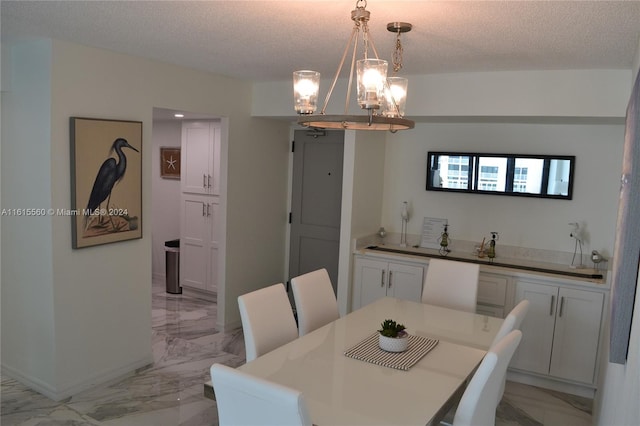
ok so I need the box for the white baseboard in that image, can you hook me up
[182,286,217,303]
[507,369,596,399]
[2,354,153,402]
[220,318,242,333]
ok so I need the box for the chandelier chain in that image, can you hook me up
[393,31,404,73]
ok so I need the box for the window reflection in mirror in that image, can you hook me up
[426,152,574,200]
[477,156,507,192]
[431,155,471,190]
[547,159,572,196]
[513,158,544,194]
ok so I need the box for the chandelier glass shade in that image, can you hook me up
[293,70,321,114]
[292,0,414,131]
[381,76,408,117]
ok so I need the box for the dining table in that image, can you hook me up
[205,296,504,425]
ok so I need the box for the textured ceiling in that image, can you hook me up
[2,1,640,82]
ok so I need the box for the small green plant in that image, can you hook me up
[378,319,406,338]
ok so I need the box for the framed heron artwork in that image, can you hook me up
[70,117,142,249]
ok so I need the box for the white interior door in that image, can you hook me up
[289,129,344,294]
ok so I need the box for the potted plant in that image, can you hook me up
[378,319,409,352]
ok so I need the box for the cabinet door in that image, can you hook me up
[205,199,220,293]
[477,273,508,307]
[182,122,213,194]
[181,197,208,289]
[510,280,557,375]
[387,263,424,302]
[549,288,604,383]
[352,258,388,310]
[210,125,221,195]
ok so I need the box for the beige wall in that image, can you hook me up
[1,38,290,399]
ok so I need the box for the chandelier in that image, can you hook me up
[293,0,414,131]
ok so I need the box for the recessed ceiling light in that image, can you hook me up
[174,113,184,118]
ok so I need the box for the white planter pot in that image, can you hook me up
[378,332,409,353]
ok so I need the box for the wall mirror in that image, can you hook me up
[426,152,575,200]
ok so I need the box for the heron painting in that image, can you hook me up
[70,117,142,249]
[84,137,139,232]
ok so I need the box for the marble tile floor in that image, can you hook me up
[2,281,592,426]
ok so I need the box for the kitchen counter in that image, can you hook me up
[355,243,607,285]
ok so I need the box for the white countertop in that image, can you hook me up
[355,242,608,287]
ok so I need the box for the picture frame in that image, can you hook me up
[160,147,181,179]
[70,117,143,249]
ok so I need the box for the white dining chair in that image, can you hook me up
[489,299,529,401]
[238,283,298,362]
[490,299,530,348]
[291,268,340,336]
[210,363,312,426]
[422,259,479,313]
[452,330,523,426]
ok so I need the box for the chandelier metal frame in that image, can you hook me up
[295,0,415,131]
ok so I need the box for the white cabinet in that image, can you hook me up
[477,272,508,317]
[181,121,220,195]
[352,256,424,310]
[510,279,604,384]
[180,120,221,295]
[180,195,219,293]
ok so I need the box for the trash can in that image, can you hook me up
[165,239,181,294]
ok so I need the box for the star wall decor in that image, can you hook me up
[160,147,181,179]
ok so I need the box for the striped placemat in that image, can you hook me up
[344,333,439,371]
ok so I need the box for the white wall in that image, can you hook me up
[1,38,290,399]
[151,119,182,280]
[337,131,386,314]
[255,69,630,265]
[253,69,631,119]
[381,122,624,256]
[1,39,57,392]
[220,116,290,331]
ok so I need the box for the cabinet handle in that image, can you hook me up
[207,203,211,217]
[202,203,206,217]
[550,295,555,316]
[559,296,565,317]
[203,174,207,188]
[381,270,385,287]
[208,174,212,188]
[388,271,393,288]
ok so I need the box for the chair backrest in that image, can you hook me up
[453,330,523,426]
[490,299,530,348]
[421,259,479,313]
[210,363,312,426]
[291,268,340,336]
[238,283,298,362]
[490,299,529,401]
